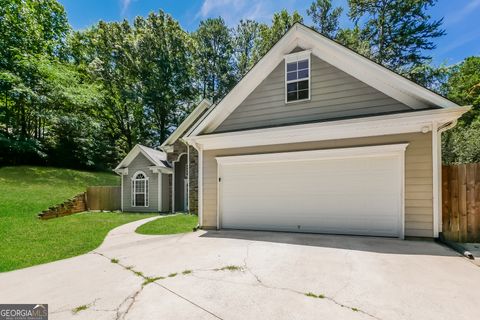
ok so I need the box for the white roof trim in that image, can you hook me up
[190,23,460,136]
[161,99,212,147]
[114,144,169,171]
[149,166,173,174]
[185,107,469,150]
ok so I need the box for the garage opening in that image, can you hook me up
[216,144,407,238]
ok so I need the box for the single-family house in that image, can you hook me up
[118,23,470,239]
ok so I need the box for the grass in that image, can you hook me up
[216,265,243,271]
[142,276,164,286]
[72,305,88,314]
[305,292,325,299]
[135,214,198,235]
[0,166,155,272]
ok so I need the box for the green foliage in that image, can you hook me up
[254,10,304,61]
[0,0,69,68]
[0,166,156,272]
[444,57,480,120]
[135,12,196,142]
[347,0,445,74]
[442,57,480,164]
[336,26,372,58]
[233,20,262,80]
[307,0,343,38]
[1,0,476,168]
[407,62,451,92]
[193,17,235,103]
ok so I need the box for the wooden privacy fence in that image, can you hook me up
[442,163,480,243]
[86,186,121,211]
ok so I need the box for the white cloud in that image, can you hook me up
[121,0,132,16]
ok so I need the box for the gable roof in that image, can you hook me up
[189,23,463,136]
[114,144,170,171]
[161,99,212,147]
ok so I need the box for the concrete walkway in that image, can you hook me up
[1,216,479,320]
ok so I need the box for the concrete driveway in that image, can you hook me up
[1,216,479,320]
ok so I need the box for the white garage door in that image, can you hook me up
[217,145,407,238]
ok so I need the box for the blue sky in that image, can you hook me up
[58,0,480,66]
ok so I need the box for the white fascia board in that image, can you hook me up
[114,168,128,175]
[284,50,311,62]
[114,145,142,170]
[189,27,299,136]
[149,166,173,174]
[161,99,212,147]
[216,143,409,165]
[116,144,168,170]
[185,107,469,151]
[295,25,458,110]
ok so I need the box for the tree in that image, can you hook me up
[193,18,234,103]
[84,20,144,153]
[336,26,372,58]
[347,0,445,74]
[407,62,450,93]
[254,10,303,60]
[442,57,480,164]
[307,0,343,38]
[232,20,261,80]
[0,0,69,68]
[135,11,197,144]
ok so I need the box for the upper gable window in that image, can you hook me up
[285,51,311,103]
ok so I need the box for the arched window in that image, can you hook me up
[132,171,148,207]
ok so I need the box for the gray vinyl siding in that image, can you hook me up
[122,153,160,212]
[201,132,434,238]
[215,55,421,133]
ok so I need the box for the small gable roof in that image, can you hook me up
[115,144,170,171]
[189,23,464,136]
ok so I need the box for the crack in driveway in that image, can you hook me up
[92,241,381,320]
[93,251,224,320]
[240,241,381,320]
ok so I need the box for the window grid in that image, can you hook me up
[285,54,311,103]
[132,171,149,207]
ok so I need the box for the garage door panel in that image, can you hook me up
[218,149,403,237]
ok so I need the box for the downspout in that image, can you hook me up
[113,169,127,212]
[434,120,457,238]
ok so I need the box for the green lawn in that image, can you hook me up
[136,214,198,235]
[0,166,155,272]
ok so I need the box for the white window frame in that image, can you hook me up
[284,50,311,104]
[131,171,149,207]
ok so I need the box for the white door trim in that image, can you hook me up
[216,143,408,239]
[198,147,204,227]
